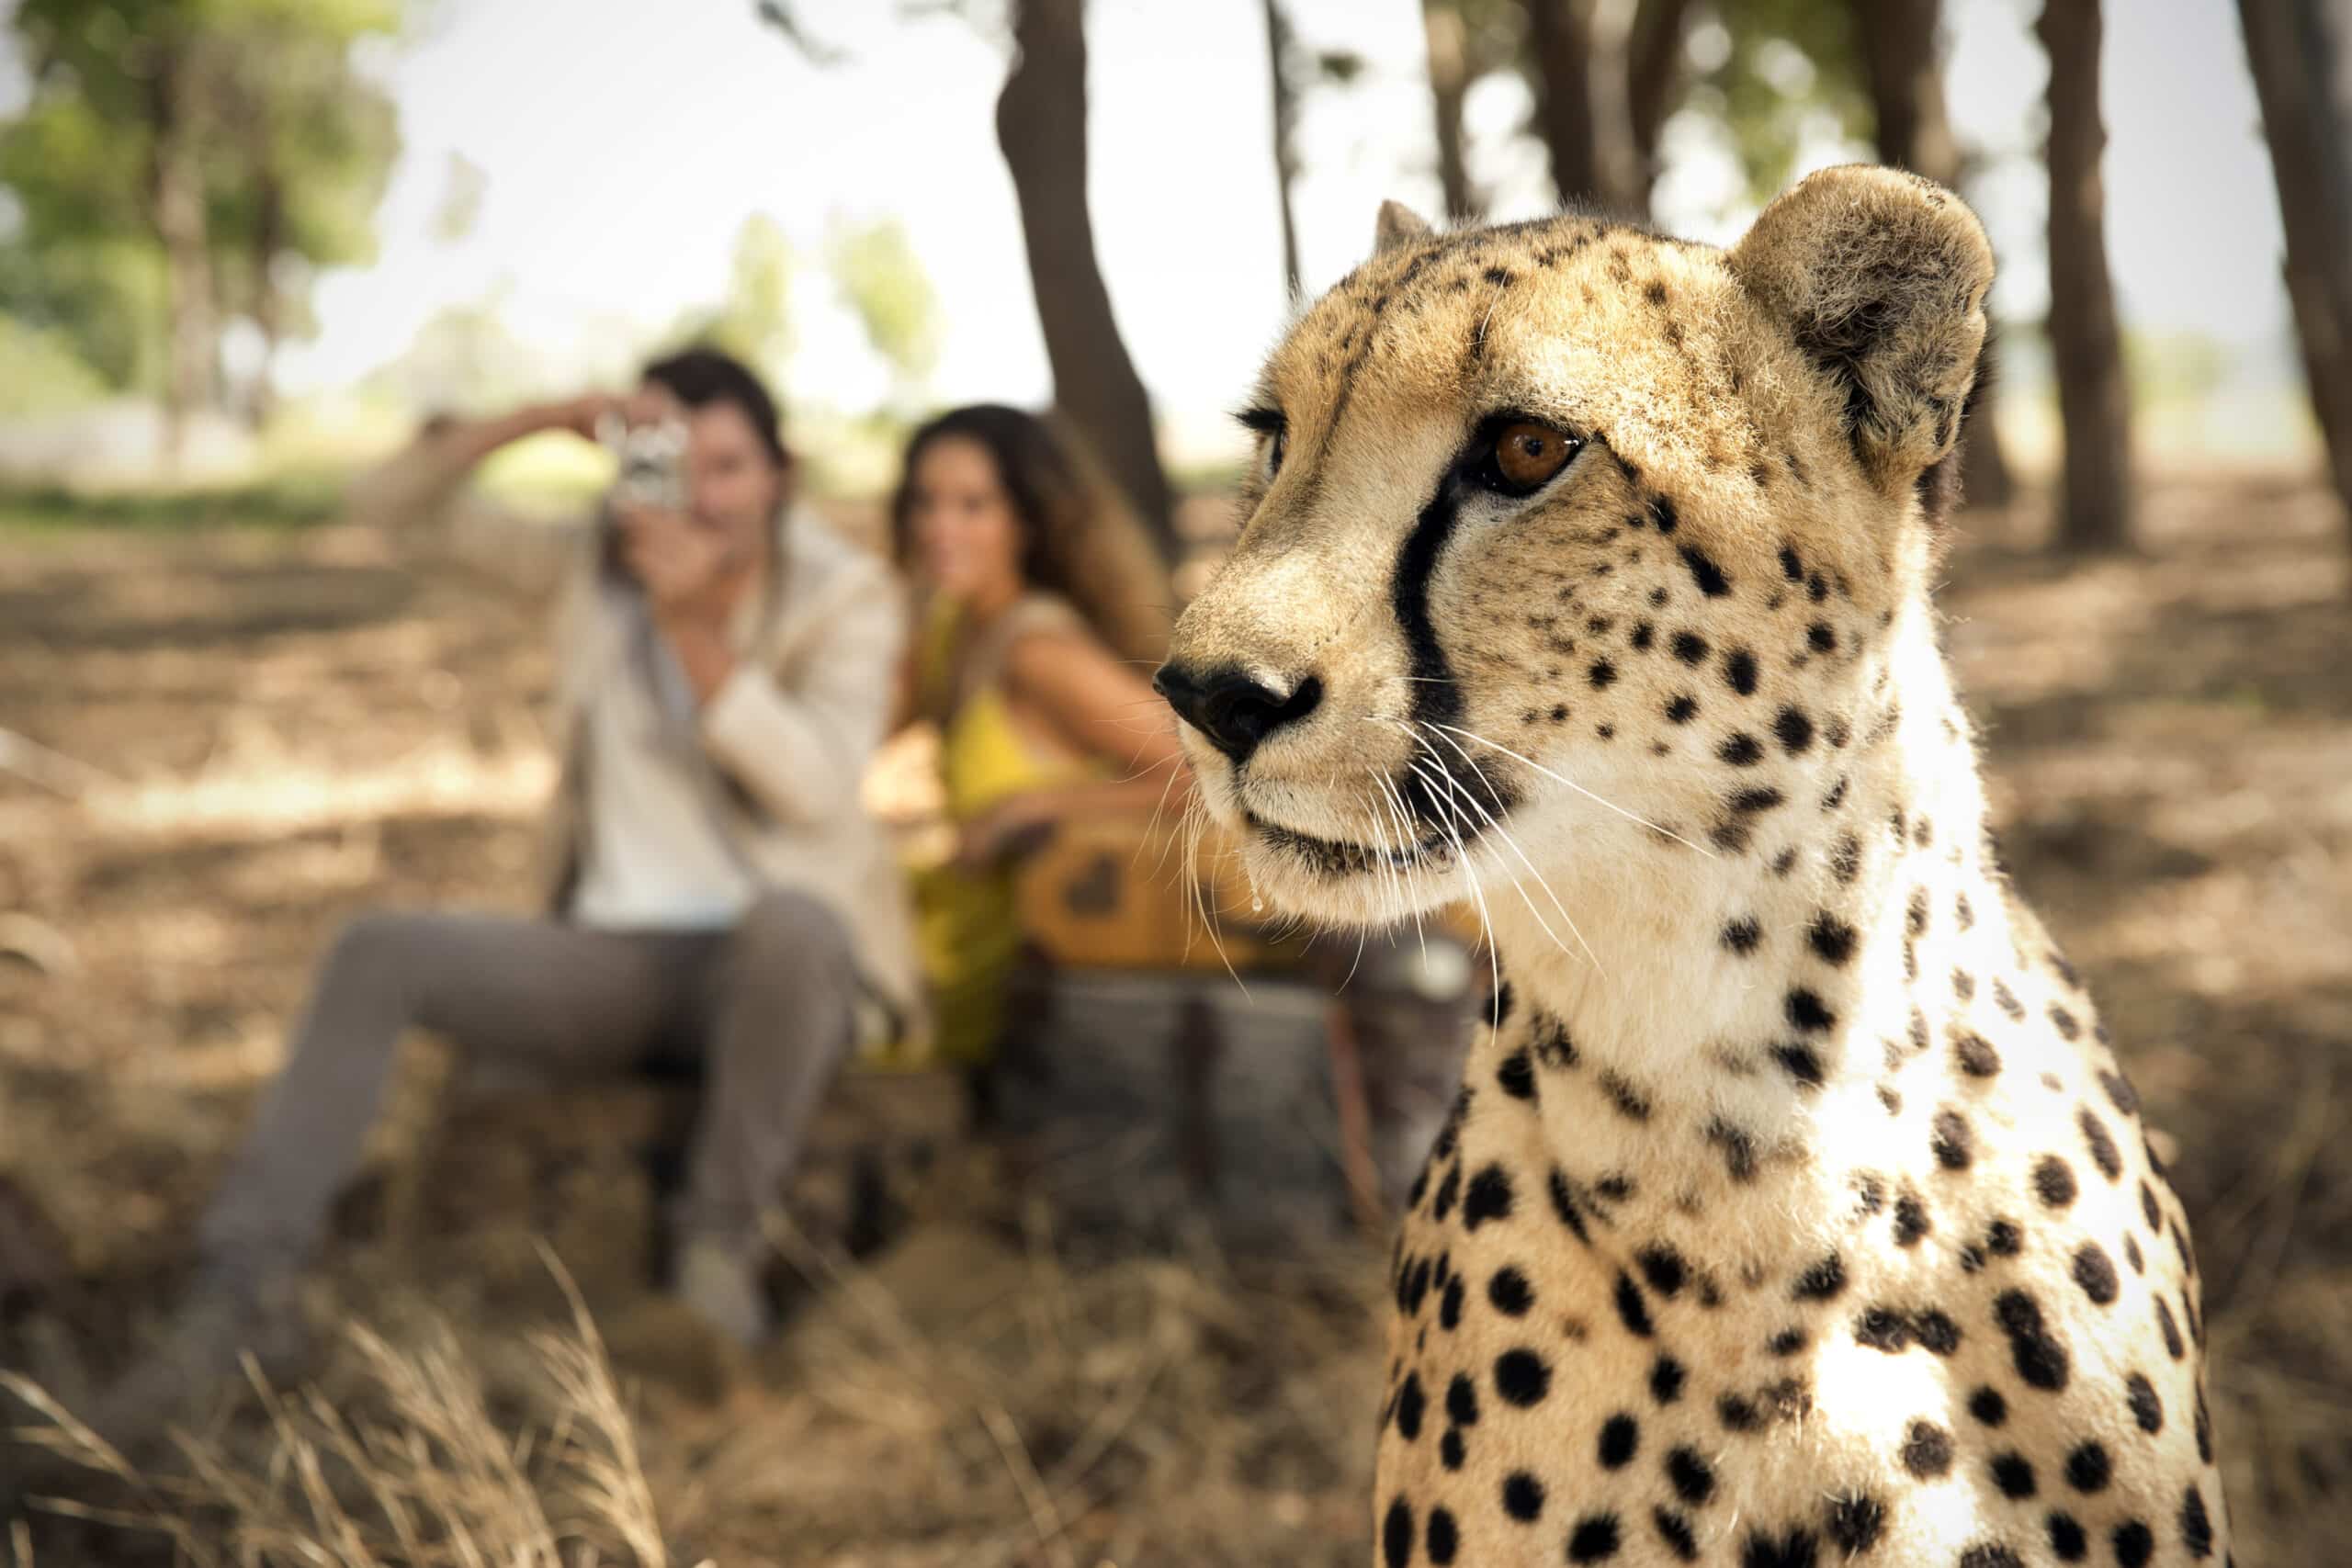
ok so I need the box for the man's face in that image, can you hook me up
[650,387,787,564]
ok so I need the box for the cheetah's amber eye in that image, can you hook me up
[1492,420,1577,492]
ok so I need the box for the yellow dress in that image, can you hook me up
[909,593,1100,1066]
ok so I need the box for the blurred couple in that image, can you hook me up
[111,346,1187,1427]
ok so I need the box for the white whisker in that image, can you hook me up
[1429,722,1715,856]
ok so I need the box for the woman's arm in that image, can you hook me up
[953,626,1192,865]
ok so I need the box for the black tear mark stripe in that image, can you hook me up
[1392,466,1516,834]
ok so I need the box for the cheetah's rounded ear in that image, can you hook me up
[1728,165,1994,486]
[1374,199,1434,256]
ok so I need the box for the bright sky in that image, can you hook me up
[277,0,2289,446]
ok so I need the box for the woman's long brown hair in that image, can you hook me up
[890,404,1173,671]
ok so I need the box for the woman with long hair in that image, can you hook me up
[891,403,1189,1066]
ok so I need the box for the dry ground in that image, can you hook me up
[0,472,2347,1564]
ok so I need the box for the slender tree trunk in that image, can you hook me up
[1623,0,1695,217]
[1523,0,1688,220]
[1854,0,2013,506]
[2236,0,2352,533]
[2037,0,2133,550]
[1524,0,1636,217]
[148,43,218,464]
[1422,0,1478,221]
[996,0,1177,563]
[244,120,286,429]
[1263,0,1305,294]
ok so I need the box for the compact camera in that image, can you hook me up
[597,411,690,514]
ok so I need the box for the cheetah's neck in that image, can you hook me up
[1468,597,2015,1269]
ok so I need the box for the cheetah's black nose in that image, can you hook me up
[1153,663,1323,765]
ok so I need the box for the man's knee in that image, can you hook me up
[725,889,854,992]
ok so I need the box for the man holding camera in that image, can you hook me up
[124,347,920,1410]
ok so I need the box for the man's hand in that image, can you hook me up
[543,391,623,442]
[617,505,734,624]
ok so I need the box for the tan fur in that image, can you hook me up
[1165,168,2227,1566]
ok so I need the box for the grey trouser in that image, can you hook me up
[198,888,859,1269]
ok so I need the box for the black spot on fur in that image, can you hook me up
[1488,1266,1534,1316]
[1970,1386,2007,1426]
[1598,1413,1639,1468]
[1383,1498,1413,1567]
[1567,1514,1623,1562]
[1679,545,1730,596]
[1901,1419,1954,1477]
[1724,649,1759,694]
[1636,1245,1687,1298]
[1932,1108,1974,1169]
[1893,1189,1931,1247]
[1463,1165,1514,1230]
[1395,1373,1426,1440]
[1786,988,1836,1032]
[1806,914,1856,965]
[1995,1289,2072,1390]
[1650,1353,1687,1404]
[1494,1348,1551,1407]
[2079,1107,2123,1180]
[1614,1272,1655,1337]
[1792,1252,1846,1301]
[2126,1372,2163,1433]
[1496,1048,1535,1100]
[2064,1440,2112,1493]
[1720,732,1765,766]
[1770,1043,1825,1089]
[1953,1031,2002,1077]
[1447,1371,1479,1427]
[2181,1484,2213,1558]
[1502,1470,1544,1521]
[1722,917,1762,954]
[1672,630,1710,663]
[2073,1243,2120,1305]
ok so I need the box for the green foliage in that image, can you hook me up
[0,315,111,415]
[1681,0,1872,206]
[0,0,404,404]
[827,217,940,406]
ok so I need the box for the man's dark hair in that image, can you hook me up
[640,345,789,468]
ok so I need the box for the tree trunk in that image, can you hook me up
[148,43,218,464]
[1524,0,1637,218]
[2236,0,2352,533]
[1523,0,1689,220]
[1623,0,1695,217]
[2036,0,2133,550]
[1422,0,1478,221]
[246,150,286,428]
[1263,0,1305,293]
[996,0,1178,562]
[1854,0,2013,507]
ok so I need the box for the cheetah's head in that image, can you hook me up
[1158,165,1993,929]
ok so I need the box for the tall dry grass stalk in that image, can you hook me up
[4,1248,688,1568]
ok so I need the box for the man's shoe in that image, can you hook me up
[81,1263,307,1459]
[669,1236,773,1348]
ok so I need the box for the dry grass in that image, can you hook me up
[5,1253,677,1568]
[3,479,2350,1562]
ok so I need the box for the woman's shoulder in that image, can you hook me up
[1001,591,1093,646]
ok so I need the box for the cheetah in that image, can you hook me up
[1153,167,2228,1565]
